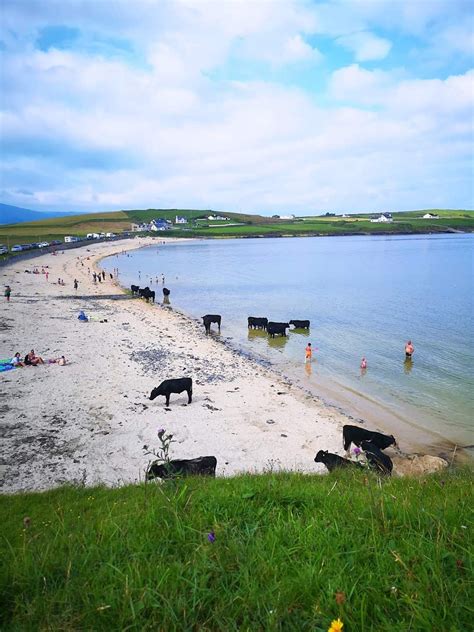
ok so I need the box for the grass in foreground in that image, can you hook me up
[1,469,473,631]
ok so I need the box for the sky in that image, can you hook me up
[0,0,473,215]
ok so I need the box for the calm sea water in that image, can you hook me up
[103,234,474,450]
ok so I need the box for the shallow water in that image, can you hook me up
[103,234,474,451]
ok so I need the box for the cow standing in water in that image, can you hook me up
[202,314,221,334]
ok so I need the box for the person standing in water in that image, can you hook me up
[305,343,312,363]
[405,340,414,359]
[360,357,367,369]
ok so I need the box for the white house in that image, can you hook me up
[280,214,295,220]
[208,214,229,221]
[131,223,151,232]
[422,213,439,219]
[175,215,188,224]
[370,213,393,223]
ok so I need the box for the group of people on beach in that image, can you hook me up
[8,350,66,368]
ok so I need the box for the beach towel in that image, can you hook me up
[0,359,15,372]
[78,310,89,322]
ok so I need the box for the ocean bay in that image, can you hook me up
[104,233,474,453]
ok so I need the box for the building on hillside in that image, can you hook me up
[422,213,439,219]
[64,236,82,243]
[150,218,172,231]
[175,215,188,224]
[370,213,393,223]
[207,214,229,221]
[280,214,295,220]
[131,222,151,232]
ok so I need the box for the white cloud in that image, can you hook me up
[336,31,392,61]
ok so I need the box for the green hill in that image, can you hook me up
[0,208,473,254]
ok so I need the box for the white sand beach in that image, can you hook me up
[0,238,445,493]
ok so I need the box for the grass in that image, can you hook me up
[1,468,472,631]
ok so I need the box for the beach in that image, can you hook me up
[0,238,446,493]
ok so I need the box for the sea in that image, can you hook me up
[102,234,474,455]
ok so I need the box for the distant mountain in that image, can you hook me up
[0,203,76,225]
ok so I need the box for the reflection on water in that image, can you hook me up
[360,367,367,378]
[267,334,289,349]
[305,362,313,377]
[290,328,310,337]
[404,358,413,375]
[162,295,170,305]
[247,328,267,341]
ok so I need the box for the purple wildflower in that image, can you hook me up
[353,447,362,456]
[207,531,216,543]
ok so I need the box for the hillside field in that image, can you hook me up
[0,209,473,253]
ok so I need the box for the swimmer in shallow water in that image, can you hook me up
[405,340,414,359]
[360,357,367,370]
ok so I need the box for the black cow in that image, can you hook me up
[289,319,310,329]
[248,316,268,330]
[314,450,363,473]
[149,377,193,407]
[267,321,290,338]
[163,287,170,296]
[343,424,396,452]
[131,284,140,295]
[145,289,155,303]
[138,286,150,298]
[147,456,217,480]
[361,441,393,475]
[202,314,221,334]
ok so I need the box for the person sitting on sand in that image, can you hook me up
[10,352,24,367]
[405,340,414,359]
[24,349,45,366]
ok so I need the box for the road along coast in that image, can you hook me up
[0,238,448,493]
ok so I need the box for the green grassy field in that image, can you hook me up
[0,209,473,255]
[1,468,472,631]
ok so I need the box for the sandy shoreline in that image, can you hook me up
[1,238,448,493]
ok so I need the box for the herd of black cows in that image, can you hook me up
[133,282,396,480]
[130,283,310,337]
[146,374,397,479]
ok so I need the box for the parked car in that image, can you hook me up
[11,245,23,252]
[50,240,62,245]
[38,242,50,248]
[0,245,8,255]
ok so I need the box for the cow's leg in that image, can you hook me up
[166,395,170,406]
[187,388,192,404]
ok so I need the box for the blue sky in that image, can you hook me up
[0,0,473,215]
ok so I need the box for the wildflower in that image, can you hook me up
[157,428,166,438]
[23,516,31,528]
[328,618,344,632]
[335,591,346,605]
[207,531,216,543]
[353,447,361,456]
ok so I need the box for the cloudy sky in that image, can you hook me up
[1,0,473,214]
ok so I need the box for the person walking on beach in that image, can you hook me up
[74,279,78,291]
[4,285,11,302]
[305,343,312,363]
[405,340,414,359]
[45,271,49,282]
[102,270,106,281]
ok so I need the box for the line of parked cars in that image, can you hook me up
[1,240,62,254]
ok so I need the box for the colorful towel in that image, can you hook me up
[0,359,15,372]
